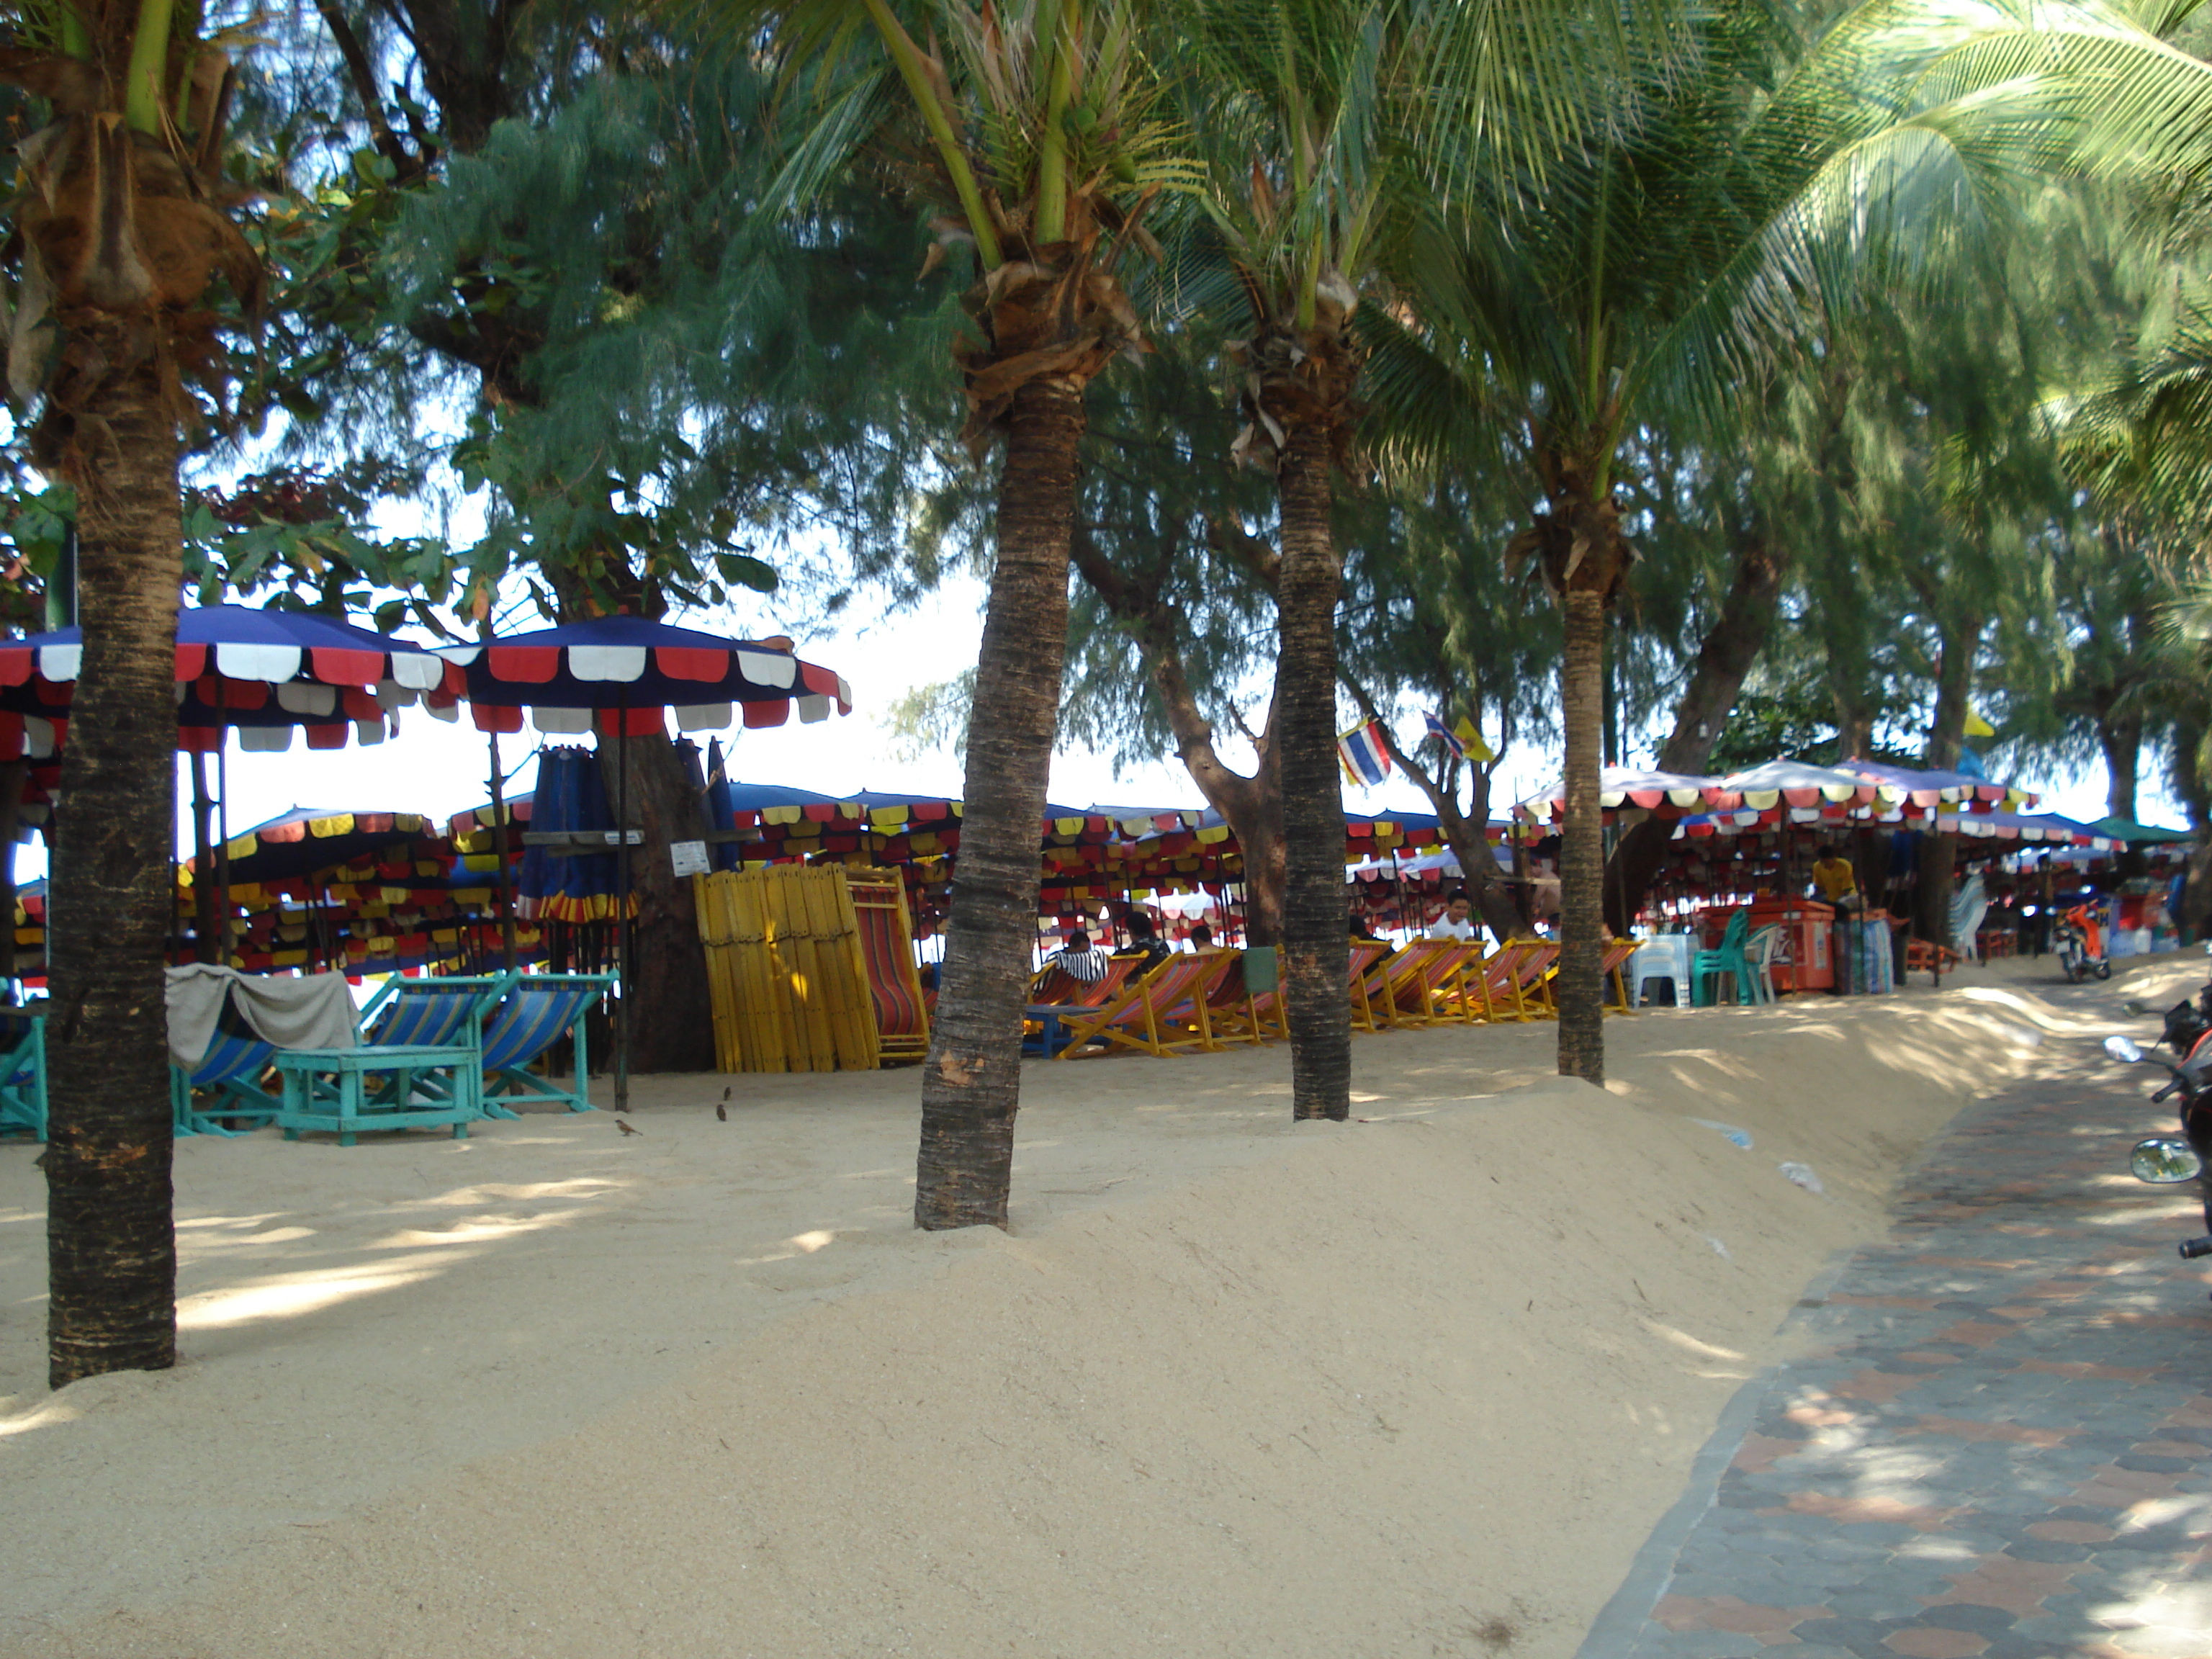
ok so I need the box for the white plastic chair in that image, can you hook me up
[1743,925,1783,1004]
[1629,935,1693,1007]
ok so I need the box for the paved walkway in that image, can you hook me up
[1581,1008,2212,1659]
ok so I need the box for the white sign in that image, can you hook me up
[669,840,711,878]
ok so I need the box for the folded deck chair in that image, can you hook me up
[1050,953,1234,1059]
[475,972,616,1113]
[851,877,930,1065]
[0,1008,45,1141]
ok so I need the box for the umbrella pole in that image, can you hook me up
[189,749,217,963]
[615,714,631,1115]
[215,737,233,966]
[486,730,519,974]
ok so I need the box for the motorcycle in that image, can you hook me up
[2153,941,2212,1058]
[2105,1033,2212,1275]
[2057,903,2113,983]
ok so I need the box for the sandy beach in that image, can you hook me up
[0,951,2198,1658]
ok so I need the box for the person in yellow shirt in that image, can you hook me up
[1811,847,1859,909]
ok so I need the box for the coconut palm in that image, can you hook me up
[1166,0,1647,1118]
[1372,0,2212,1084]
[724,0,1195,1226]
[0,2,260,1382]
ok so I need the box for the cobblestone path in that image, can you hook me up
[1581,1012,2212,1659]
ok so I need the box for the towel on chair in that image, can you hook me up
[164,966,362,1070]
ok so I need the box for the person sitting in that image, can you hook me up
[1118,909,1174,972]
[1349,914,1382,943]
[1187,922,1216,950]
[1426,889,1478,942]
[1049,929,1114,984]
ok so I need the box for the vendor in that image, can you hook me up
[1811,845,1860,911]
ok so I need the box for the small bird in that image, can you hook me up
[616,1119,642,1137]
[715,1103,727,1122]
[716,1084,732,1122]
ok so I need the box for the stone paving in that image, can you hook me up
[1582,997,2212,1659]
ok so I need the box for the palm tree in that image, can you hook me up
[0,5,259,1382]
[1373,0,2212,1084]
[1170,0,1627,1118]
[729,0,1193,1226]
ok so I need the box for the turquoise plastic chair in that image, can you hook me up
[475,973,615,1115]
[0,1008,45,1141]
[1693,909,1753,1006]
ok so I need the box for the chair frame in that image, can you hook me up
[0,1008,44,1141]
[1048,953,1238,1059]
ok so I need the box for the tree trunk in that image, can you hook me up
[1914,616,1979,949]
[1603,534,1784,933]
[45,349,181,1388]
[604,729,716,1074]
[1557,588,1608,1083]
[2098,712,2141,824]
[2172,714,2212,941]
[1275,425,1349,1122]
[914,376,1084,1228]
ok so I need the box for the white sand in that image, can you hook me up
[0,952,2189,1658]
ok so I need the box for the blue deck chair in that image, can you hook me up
[169,1017,279,1137]
[0,1007,45,1141]
[475,972,614,1115]
[362,973,506,1049]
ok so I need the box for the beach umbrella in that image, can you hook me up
[1836,758,2035,814]
[428,618,854,1112]
[1511,766,1735,827]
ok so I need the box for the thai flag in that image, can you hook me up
[1336,720,1393,788]
[1424,711,1466,760]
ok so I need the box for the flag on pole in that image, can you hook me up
[1963,708,1995,738]
[1454,716,1496,763]
[1337,719,1393,788]
[1424,711,1467,760]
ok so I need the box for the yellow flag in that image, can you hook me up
[1963,709,1995,738]
[1454,716,1497,763]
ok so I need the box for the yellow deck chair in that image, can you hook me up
[1052,952,1236,1058]
[1600,938,1642,1015]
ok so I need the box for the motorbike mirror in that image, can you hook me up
[2130,1136,2205,1185]
[2105,1035,2146,1064]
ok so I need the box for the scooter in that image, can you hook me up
[2057,903,2112,983]
[2153,941,2212,1058]
[2105,1033,2212,1274]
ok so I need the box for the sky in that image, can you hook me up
[6,563,2177,886]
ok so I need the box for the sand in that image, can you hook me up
[0,950,2193,1658]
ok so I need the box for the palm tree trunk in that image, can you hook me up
[1557,588,1606,1084]
[46,349,182,1388]
[1276,424,1348,1121]
[914,375,1084,1228]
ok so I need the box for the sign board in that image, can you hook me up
[669,840,711,878]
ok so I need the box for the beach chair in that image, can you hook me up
[1741,926,1783,1005]
[1226,940,1392,1043]
[1457,940,1545,1022]
[1351,943,1421,1031]
[1601,938,1642,1014]
[1693,910,1752,1006]
[169,1012,279,1137]
[267,974,504,1146]
[0,1008,45,1141]
[1048,953,1236,1059]
[475,972,616,1113]
[1029,956,1136,1010]
[850,873,930,1065]
[1198,950,1274,1046]
[1382,939,1488,1027]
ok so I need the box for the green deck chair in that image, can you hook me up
[0,1007,45,1141]
[472,972,616,1115]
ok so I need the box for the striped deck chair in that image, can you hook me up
[1023,957,1138,1056]
[1349,943,1409,1032]
[850,875,930,1065]
[1393,940,1488,1026]
[363,973,503,1048]
[1050,953,1234,1059]
[1505,938,1563,1017]
[0,1008,44,1141]
[1196,950,1270,1046]
[1457,940,1541,1023]
[475,972,616,1115]
[1600,938,1642,1014]
[1353,941,1466,1033]
[169,1012,279,1137]
[1221,939,1390,1043]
